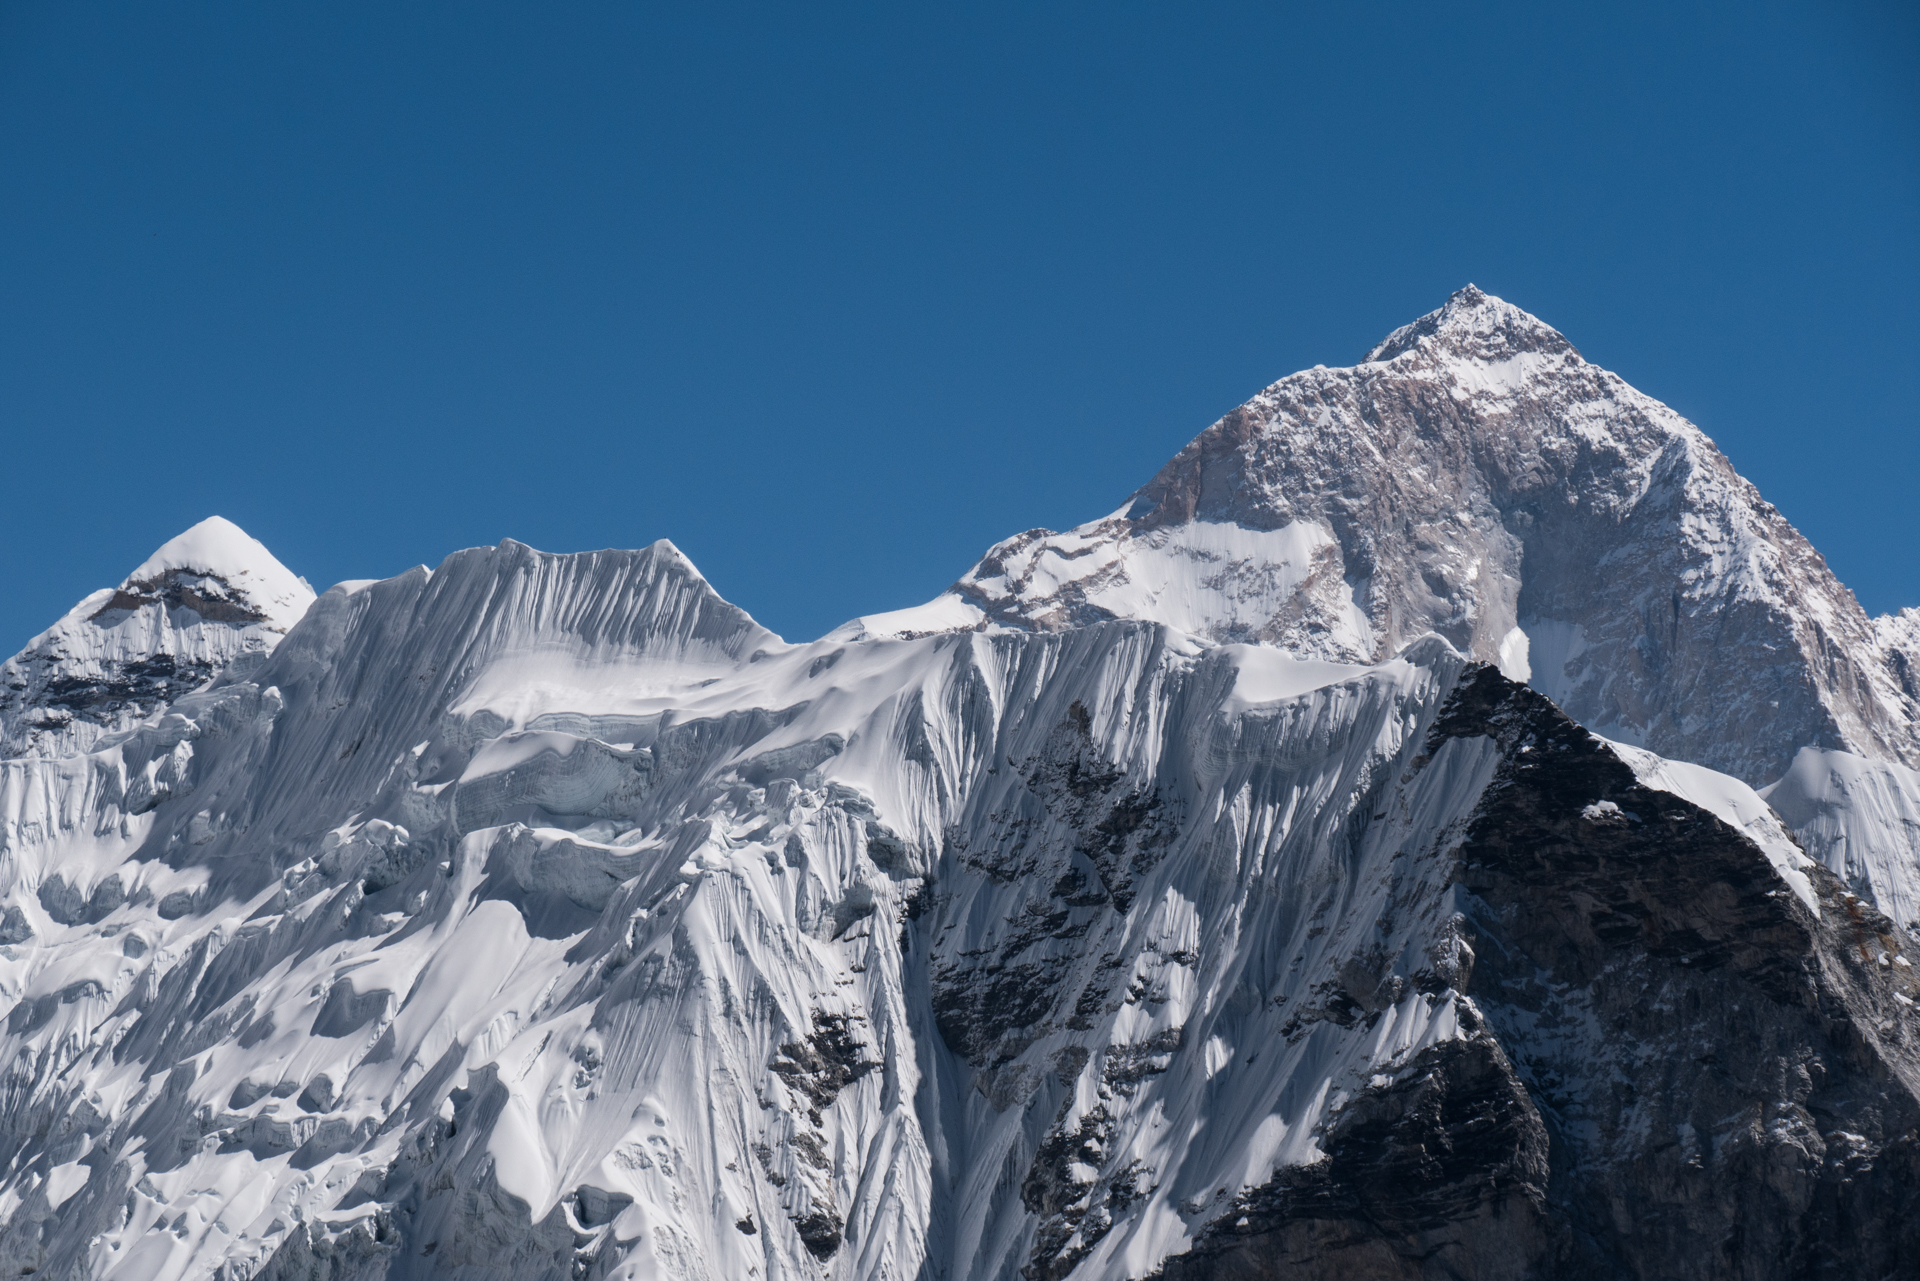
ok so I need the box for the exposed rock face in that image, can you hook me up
[1157,1037,1555,1281]
[843,287,1917,786]
[0,294,1915,1281]
[0,516,314,759]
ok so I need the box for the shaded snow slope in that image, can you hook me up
[1764,746,1920,934]
[0,517,315,760]
[0,533,1912,1281]
[850,287,1918,785]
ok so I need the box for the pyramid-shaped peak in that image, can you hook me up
[124,516,314,629]
[2,519,316,758]
[132,515,285,583]
[643,537,703,579]
[1362,285,1579,365]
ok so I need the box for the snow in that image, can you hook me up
[1496,625,1531,683]
[826,591,987,643]
[43,1161,91,1210]
[1222,645,1377,710]
[1366,991,1464,1070]
[459,729,591,781]
[1520,619,1586,707]
[840,516,1375,661]
[1762,747,1920,930]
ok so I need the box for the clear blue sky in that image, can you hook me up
[1,1,1914,648]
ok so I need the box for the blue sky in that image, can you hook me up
[1,1,1914,647]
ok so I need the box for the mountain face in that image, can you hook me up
[0,517,314,760]
[838,288,1916,788]
[0,294,1916,1281]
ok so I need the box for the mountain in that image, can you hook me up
[837,287,1917,788]
[0,517,314,760]
[0,293,1916,1281]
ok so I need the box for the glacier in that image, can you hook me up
[0,290,1916,1280]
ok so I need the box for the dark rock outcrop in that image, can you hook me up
[1158,667,1920,1279]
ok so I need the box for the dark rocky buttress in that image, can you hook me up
[1156,666,1920,1281]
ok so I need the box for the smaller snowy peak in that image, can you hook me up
[1361,283,1581,365]
[105,514,315,637]
[0,517,315,759]
[257,537,786,757]
[460,535,781,662]
[110,515,313,631]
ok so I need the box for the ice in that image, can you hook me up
[1762,747,1920,929]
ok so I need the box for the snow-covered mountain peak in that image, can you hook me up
[266,537,785,744]
[112,515,314,632]
[456,536,782,662]
[842,288,1917,784]
[1361,283,1580,365]
[0,517,315,759]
